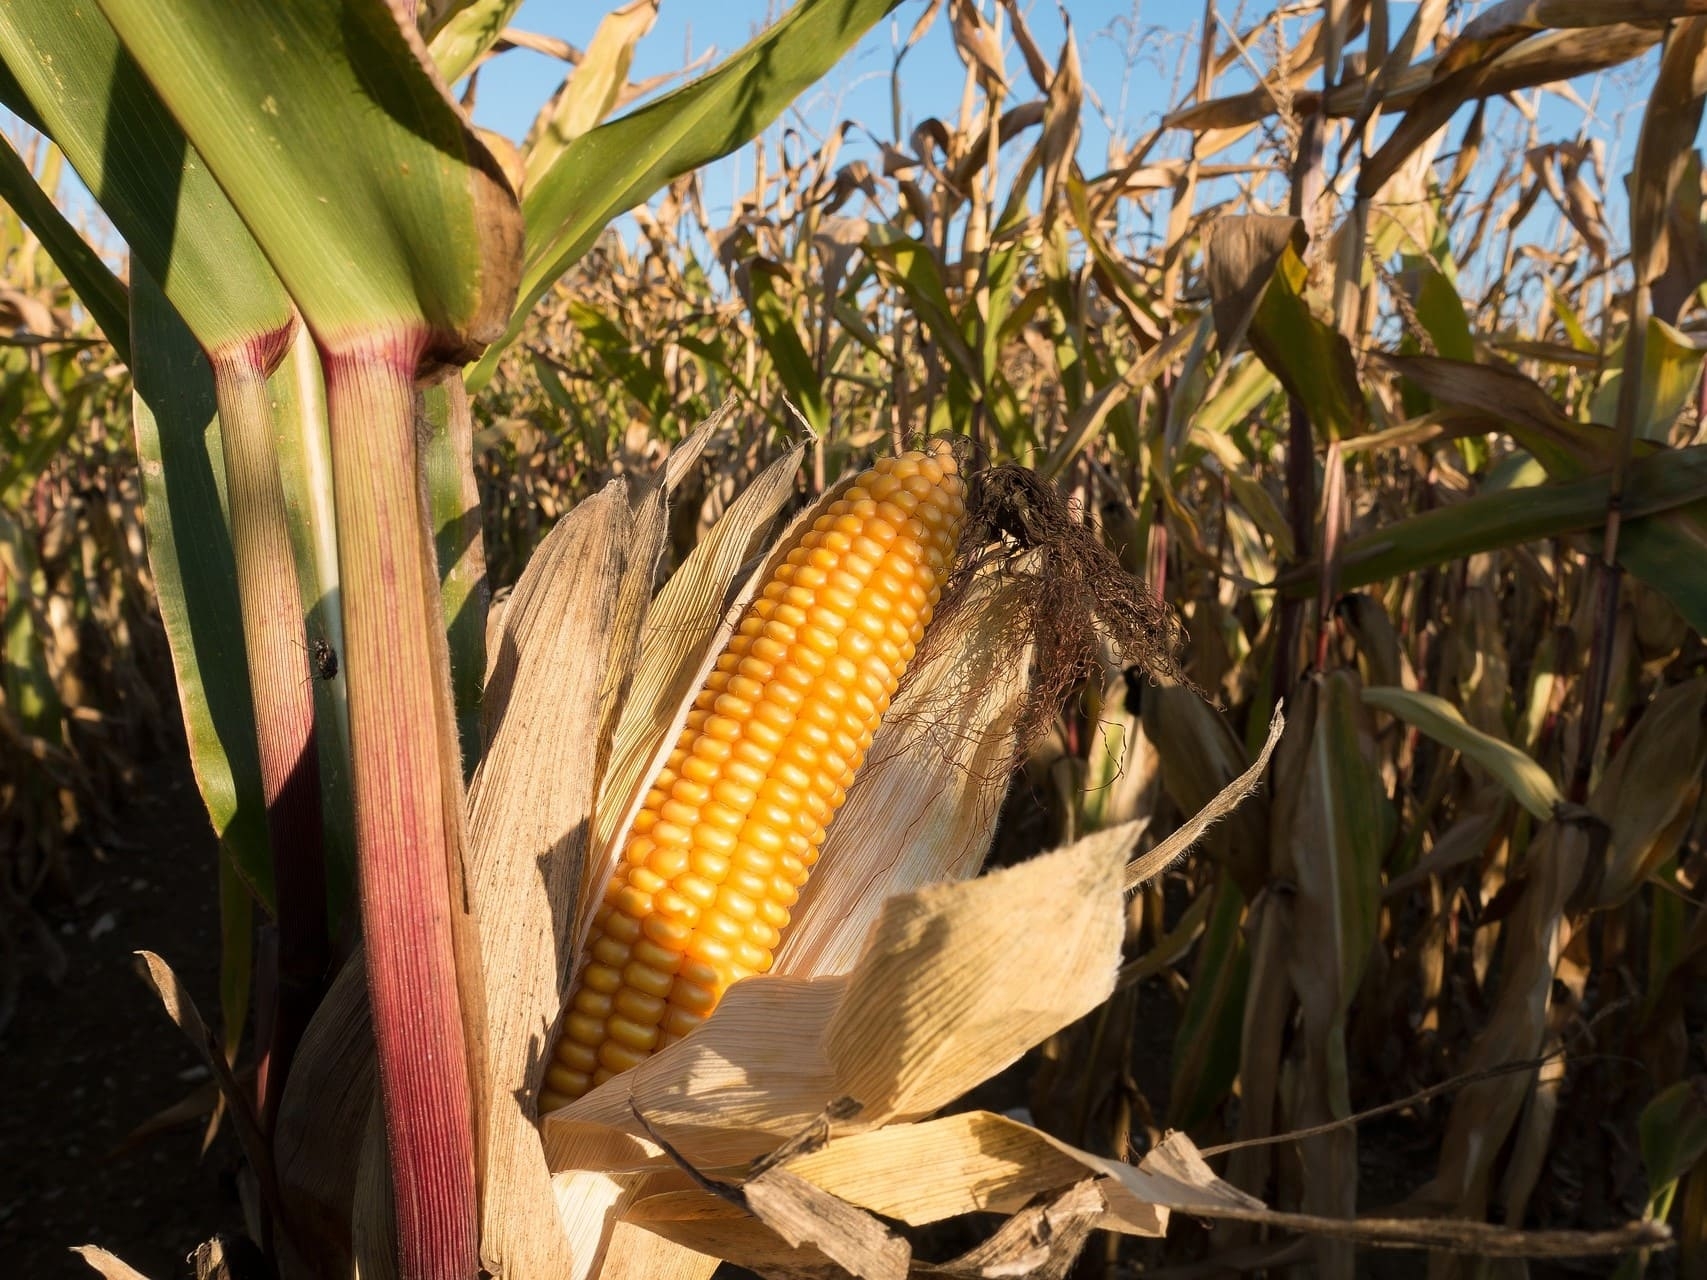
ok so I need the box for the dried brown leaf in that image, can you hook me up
[919,1179,1104,1279]
[1407,816,1597,1218]
[1589,675,1707,905]
[467,479,639,1278]
[743,1167,910,1280]
[1125,702,1285,891]
[131,952,276,1222]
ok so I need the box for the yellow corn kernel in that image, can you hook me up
[541,442,966,1111]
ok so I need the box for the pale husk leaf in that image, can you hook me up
[550,1167,711,1280]
[774,565,1035,976]
[466,479,650,1278]
[595,1221,720,1280]
[617,1190,868,1279]
[544,973,851,1171]
[542,836,1126,1170]
[822,832,1124,1124]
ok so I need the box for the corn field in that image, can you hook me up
[3,2,1707,1278]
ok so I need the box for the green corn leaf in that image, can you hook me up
[1169,875,1250,1129]
[1589,316,1705,443]
[0,134,129,360]
[1362,686,1561,822]
[0,0,293,351]
[471,0,902,389]
[1407,256,1475,363]
[97,0,521,353]
[1289,443,1707,608]
[1638,1080,1707,1228]
[129,271,271,907]
[1248,240,1368,440]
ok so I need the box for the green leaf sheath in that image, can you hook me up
[418,371,488,772]
[129,272,272,907]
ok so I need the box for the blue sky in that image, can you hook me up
[463,0,1660,244]
[0,2,1671,277]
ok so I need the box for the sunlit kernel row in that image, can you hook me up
[543,446,967,1107]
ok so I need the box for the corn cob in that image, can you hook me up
[543,442,967,1108]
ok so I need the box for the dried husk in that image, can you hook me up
[464,478,648,1279]
[543,834,1126,1167]
[775,563,1036,976]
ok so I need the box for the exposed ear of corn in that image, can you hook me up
[543,442,967,1107]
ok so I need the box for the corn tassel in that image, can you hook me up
[543,443,967,1107]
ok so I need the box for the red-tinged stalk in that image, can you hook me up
[207,338,328,1130]
[321,338,478,1280]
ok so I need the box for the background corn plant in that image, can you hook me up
[4,0,1707,1276]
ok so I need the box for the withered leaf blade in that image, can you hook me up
[1273,672,1388,1280]
[467,478,639,1278]
[131,952,276,1225]
[1406,815,1598,1221]
[1125,702,1284,891]
[743,1166,910,1280]
[918,1179,1104,1280]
